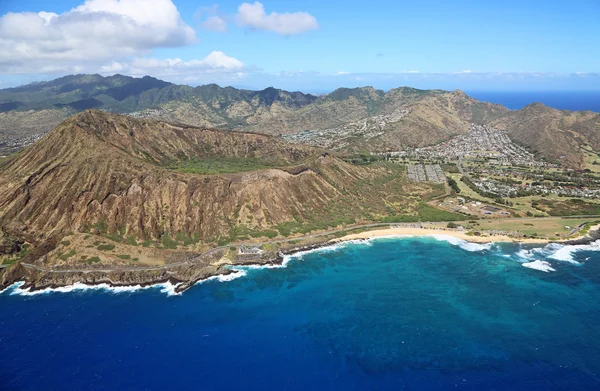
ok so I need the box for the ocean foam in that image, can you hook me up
[522,260,556,273]
[0,281,24,295]
[6,281,182,297]
[195,269,248,285]
[430,234,493,252]
[516,240,600,265]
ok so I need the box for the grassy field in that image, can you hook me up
[475,217,595,238]
[167,157,281,175]
[448,174,491,202]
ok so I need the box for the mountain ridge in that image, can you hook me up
[1,74,599,167]
[0,110,438,248]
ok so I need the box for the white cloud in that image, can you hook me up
[203,15,227,32]
[100,51,245,79]
[0,0,197,74]
[236,2,318,35]
[195,4,227,32]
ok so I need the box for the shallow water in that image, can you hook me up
[2,236,600,390]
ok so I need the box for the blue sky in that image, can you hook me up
[0,0,599,92]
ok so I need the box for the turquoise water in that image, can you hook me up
[2,236,600,390]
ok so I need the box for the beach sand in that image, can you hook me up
[335,227,552,244]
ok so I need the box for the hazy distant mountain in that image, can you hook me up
[1,74,599,167]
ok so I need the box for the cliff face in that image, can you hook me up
[0,111,372,243]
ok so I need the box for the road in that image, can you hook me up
[14,216,600,275]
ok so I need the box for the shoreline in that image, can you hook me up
[3,225,599,296]
[332,226,600,246]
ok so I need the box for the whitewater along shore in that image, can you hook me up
[334,224,600,245]
[2,224,600,295]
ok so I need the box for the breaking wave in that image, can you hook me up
[4,281,182,297]
[516,240,600,265]
[522,260,556,273]
[195,269,248,284]
[430,234,494,252]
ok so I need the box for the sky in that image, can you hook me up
[0,0,599,92]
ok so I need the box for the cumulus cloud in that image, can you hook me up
[97,51,245,82]
[236,2,318,35]
[0,0,197,74]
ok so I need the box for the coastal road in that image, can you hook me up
[15,215,600,275]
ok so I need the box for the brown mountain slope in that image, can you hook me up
[490,103,600,168]
[0,110,438,249]
[350,90,509,151]
[157,87,507,142]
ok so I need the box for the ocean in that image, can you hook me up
[466,91,600,112]
[2,235,600,390]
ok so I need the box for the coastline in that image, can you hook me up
[3,225,599,296]
[332,226,600,245]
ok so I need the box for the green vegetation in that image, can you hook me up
[97,244,115,251]
[85,256,102,264]
[418,203,466,221]
[160,234,178,249]
[442,163,460,174]
[60,240,71,246]
[533,199,600,216]
[105,233,124,243]
[117,254,131,260]
[380,203,467,223]
[167,157,281,175]
[447,178,461,193]
[344,153,384,166]
[476,217,595,238]
[175,233,200,247]
[92,219,108,234]
[59,249,77,261]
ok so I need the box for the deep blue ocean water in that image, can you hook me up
[466,91,600,112]
[3,236,600,390]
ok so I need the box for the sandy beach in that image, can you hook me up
[335,227,554,244]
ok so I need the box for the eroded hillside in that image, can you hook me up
[0,111,442,256]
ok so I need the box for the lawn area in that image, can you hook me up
[418,203,466,222]
[476,217,595,237]
[448,174,493,203]
[167,157,283,175]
